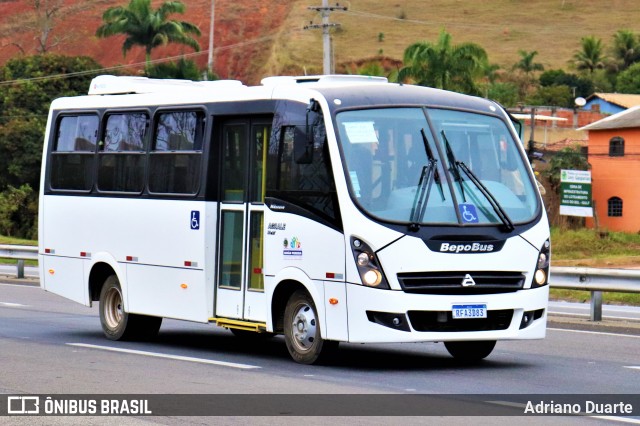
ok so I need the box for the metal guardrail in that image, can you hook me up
[550,266,640,322]
[0,244,38,279]
[0,245,638,321]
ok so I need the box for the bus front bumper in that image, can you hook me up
[345,284,549,343]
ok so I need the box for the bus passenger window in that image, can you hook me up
[149,111,204,195]
[50,115,99,191]
[97,113,148,193]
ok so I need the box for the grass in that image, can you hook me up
[0,235,37,246]
[550,227,640,268]
[0,235,37,266]
[266,0,640,78]
[550,288,640,306]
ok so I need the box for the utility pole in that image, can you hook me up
[305,1,347,75]
[207,0,215,79]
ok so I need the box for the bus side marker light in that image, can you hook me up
[48,269,55,275]
[184,261,198,267]
[329,298,339,305]
[181,283,188,289]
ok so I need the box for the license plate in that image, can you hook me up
[452,304,487,319]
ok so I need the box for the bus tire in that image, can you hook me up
[444,340,496,363]
[284,290,337,364]
[99,275,162,341]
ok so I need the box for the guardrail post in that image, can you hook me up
[17,259,25,279]
[590,290,602,322]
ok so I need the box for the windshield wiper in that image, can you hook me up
[421,128,445,202]
[409,129,444,231]
[440,130,515,232]
[441,130,466,202]
[456,161,515,232]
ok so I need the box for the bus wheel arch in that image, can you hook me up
[89,262,117,303]
[271,280,307,334]
[97,274,162,341]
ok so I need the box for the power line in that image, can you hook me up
[0,30,293,87]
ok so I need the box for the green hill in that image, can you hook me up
[265,0,640,78]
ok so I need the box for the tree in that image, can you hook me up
[0,54,102,238]
[526,85,573,108]
[397,29,488,95]
[616,62,640,94]
[611,29,640,72]
[544,146,589,193]
[571,36,606,74]
[539,69,594,98]
[146,57,208,80]
[96,0,201,69]
[513,50,544,78]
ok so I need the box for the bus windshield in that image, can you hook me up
[336,107,539,227]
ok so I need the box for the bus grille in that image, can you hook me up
[397,271,525,295]
[407,309,514,332]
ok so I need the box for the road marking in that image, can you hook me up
[0,283,39,288]
[67,343,261,370]
[548,328,640,339]
[624,366,640,371]
[591,416,640,425]
[0,302,27,307]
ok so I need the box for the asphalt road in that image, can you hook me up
[1,280,639,425]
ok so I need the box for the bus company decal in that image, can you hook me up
[267,222,286,236]
[283,236,303,259]
[425,239,506,254]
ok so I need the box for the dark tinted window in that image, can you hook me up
[97,112,148,192]
[149,111,204,194]
[608,197,623,217]
[50,115,99,191]
[609,137,624,157]
[267,123,339,224]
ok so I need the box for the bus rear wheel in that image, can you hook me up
[284,290,337,364]
[99,275,162,341]
[444,340,496,363]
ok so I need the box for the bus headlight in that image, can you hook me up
[531,239,550,288]
[351,236,389,289]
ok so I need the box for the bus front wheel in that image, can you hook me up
[99,275,162,341]
[284,290,337,364]
[444,340,496,363]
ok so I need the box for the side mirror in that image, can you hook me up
[293,126,313,164]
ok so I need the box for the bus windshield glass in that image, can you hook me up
[336,107,538,226]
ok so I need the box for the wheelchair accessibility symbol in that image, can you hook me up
[190,210,200,230]
[458,203,479,224]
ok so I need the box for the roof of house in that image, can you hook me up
[586,93,640,109]
[579,104,640,131]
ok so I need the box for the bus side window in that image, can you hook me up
[97,112,148,193]
[50,114,99,191]
[267,124,339,225]
[149,111,204,195]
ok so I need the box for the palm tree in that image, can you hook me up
[572,36,606,74]
[513,50,544,78]
[96,0,201,69]
[397,29,488,95]
[611,29,640,71]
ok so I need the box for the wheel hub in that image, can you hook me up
[291,305,316,350]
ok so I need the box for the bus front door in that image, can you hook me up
[215,118,271,322]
